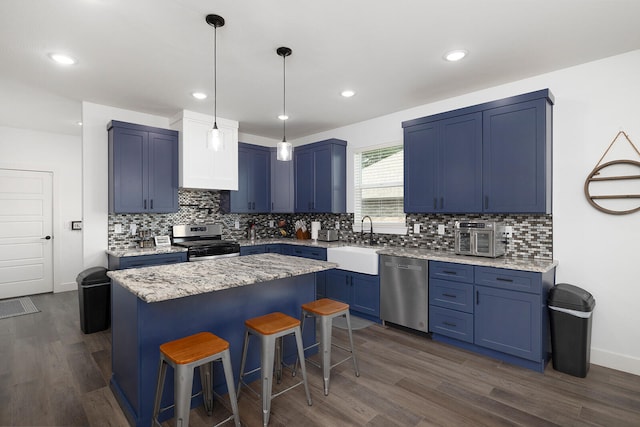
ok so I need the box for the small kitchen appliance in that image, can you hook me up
[172,224,240,261]
[317,229,339,242]
[454,221,506,258]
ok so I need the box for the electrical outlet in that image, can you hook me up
[114,224,122,234]
[438,224,445,235]
[413,223,421,234]
[335,221,340,230]
[269,220,275,228]
[505,225,513,238]
[234,220,240,230]
[130,224,137,235]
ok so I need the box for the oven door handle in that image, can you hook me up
[189,252,240,261]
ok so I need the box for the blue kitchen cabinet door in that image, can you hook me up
[270,148,294,213]
[108,121,178,214]
[474,285,541,362]
[230,143,270,213]
[404,113,482,213]
[148,132,179,212]
[482,98,552,213]
[325,269,350,305]
[294,148,314,213]
[294,139,346,213]
[350,271,380,317]
[404,121,438,213]
[325,269,380,318]
[240,245,266,256]
[438,113,483,213]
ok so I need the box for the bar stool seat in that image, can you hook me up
[237,312,312,427]
[152,331,240,427]
[297,298,359,395]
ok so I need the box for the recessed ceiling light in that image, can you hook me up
[444,50,467,62]
[341,90,355,98]
[278,114,289,121]
[48,53,77,65]
[192,92,207,100]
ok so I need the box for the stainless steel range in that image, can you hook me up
[172,224,240,261]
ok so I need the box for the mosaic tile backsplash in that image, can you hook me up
[108,189,553,259]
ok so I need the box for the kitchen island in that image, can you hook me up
[107,253,337,427]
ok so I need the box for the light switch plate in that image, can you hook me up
[114,223,122,234]
[413,223,421,234]
[130,224,137,235]
[269,220,275,228]
[438,224,445,235]
[234,220,240,230]
[335,221,340,230]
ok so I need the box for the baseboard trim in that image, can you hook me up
[55,282,77,293]
[591,347,640,376]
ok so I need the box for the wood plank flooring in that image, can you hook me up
[2,290,639,426]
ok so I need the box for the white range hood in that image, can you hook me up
[170,110,239,190]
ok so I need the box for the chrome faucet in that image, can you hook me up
[361,215,374,245]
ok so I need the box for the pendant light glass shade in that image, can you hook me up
[277,141,292,161]
[207,124,223,151]
[277,47,293,161]
[206,14,225,151]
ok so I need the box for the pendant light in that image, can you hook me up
[206,14,225,151]
[276,46,293,161]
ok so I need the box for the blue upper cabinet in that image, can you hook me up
[294,139,347,213]
[108,121,179,214]
[404,113,482,213]
[270,147,294,213]
[483,98,552,213]
[230,143,271,213]
[403,89,553,214]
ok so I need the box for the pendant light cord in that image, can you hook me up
[213,24,218,129]
[282,52,286,142]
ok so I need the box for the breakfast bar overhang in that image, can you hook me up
[107,254,336,427]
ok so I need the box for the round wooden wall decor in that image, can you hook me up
[584,159,640,215]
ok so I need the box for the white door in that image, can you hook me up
[0,169,53,299]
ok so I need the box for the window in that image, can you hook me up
[354,144,406,234]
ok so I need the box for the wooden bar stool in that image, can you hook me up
[152,331,240,427]
[296,298,360,395]
[237,312,312,427]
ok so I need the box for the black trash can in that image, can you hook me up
[548,283,596,377]
[77,267,111,334]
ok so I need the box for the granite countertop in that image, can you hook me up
[106,246,187,258]
[376,247,558,273]
[239,239,557,273]
[106,253,337,303]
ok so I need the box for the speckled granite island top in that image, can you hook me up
[106,253,337,303]
[106,246,187,258]
[376,247,557,273]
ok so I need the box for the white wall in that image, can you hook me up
[81,102,170,268]
[291,49,640,375]
[0,126,82,293]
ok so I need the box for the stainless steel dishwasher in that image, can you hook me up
[380,255,429,332]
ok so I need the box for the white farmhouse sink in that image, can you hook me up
[326,246,379,275]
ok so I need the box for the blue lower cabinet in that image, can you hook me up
[325,269,380,321]
[289,245,327,260]
[240,245,266,256]
[429,260,555,373]
[108,252,187,270]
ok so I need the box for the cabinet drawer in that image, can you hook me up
[475,267,541,294]
[291,246,327,260]
[429,279,474,313]
[429,306,474,343]
[430,261,474,283]
[240,245,266,256]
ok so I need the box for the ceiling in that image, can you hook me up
[1,0,640,139]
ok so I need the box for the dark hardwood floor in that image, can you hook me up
[2,290,639,426]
